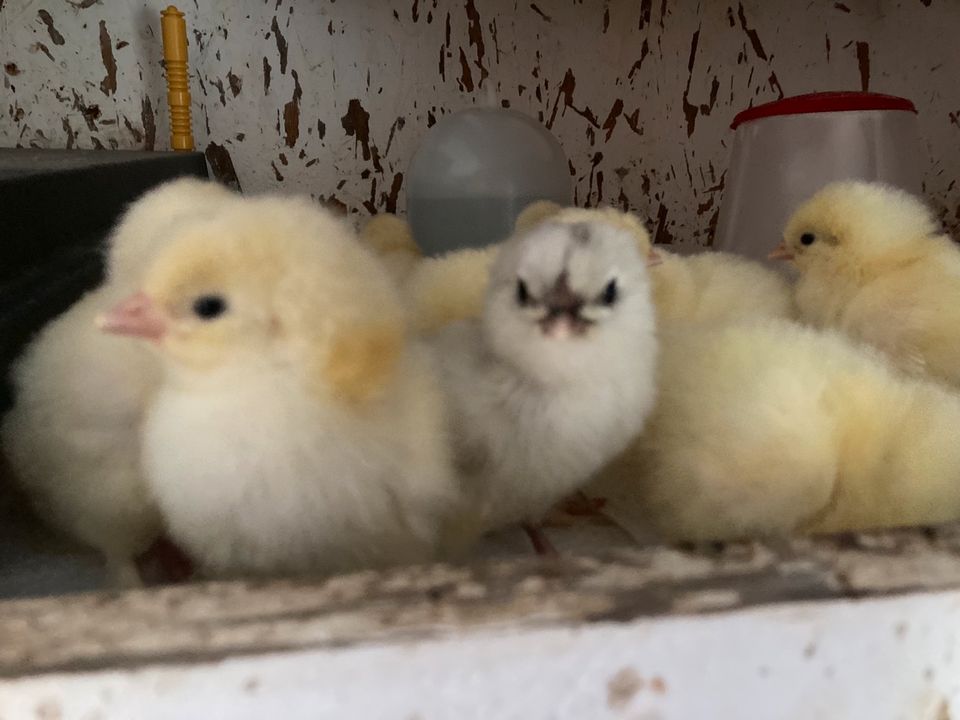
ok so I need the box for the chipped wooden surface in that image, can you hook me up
[1,593,959,718]
[2,526,960,718]
[3,523,960,679]
[2,1,959,245]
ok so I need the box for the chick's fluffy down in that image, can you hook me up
[132,195,458,578]
[405,245,499,334]
[392,203,793,333]
[431,216,658,538]
[650,251,794,326]
[1,177,235,585]
[782,181,960,386]
[357,213,421,284]
[589,320,960,542]
[561,205,794,325]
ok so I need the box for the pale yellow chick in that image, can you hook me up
[513,199,562,234]
[405,245,499,334]
[402,205,660,334]
[553,206,794,326]
[358,213,422,284]
[589,320,960,543]
[398,201,792,332]
[772,180,960,386]
[100,195,457,578]
[388,201,563,335]
[650,251,793,326]
[1,177,235,587]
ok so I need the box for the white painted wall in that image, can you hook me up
[2,0,959,246]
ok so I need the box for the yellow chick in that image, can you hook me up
[401,205,660,335]
[1,177,235,587]
[589,320,960,543]
[404,245,499,334]
[384,201,563,335]
[99,195,458,578]
[513,199,563,234]
[772,181,960,384]
[394,202,792,333]
[358,213,422,284]
[538,206,794,326]
[649,250,792,326]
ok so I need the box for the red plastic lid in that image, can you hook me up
[730,91,917,130]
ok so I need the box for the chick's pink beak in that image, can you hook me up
[97,292,167,341]
[647,247,664,267]
[768,242,794,261]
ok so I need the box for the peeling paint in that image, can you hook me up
[36,10,65,46]
[283,69,302,147]
[97,20,117,96]
[227,70,242,98]
[856,41,870,92]
[205,141,241,190]
[341,98,371,162]
[140,96,156,151]
[271,16,288,75]
[262,56,272,95]
[2,1,958,240]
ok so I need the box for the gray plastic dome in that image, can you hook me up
[406,107,572,255]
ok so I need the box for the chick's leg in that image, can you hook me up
[135,536,195,584]
[522,522,559,557]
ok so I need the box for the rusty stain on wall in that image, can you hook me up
[856,41,870,92]
[205,141,241,191]
[97,20,117,96]
[1,0,959,246]
[282,69,302,148]
[36,9,65,46]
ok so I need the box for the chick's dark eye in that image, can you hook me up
[600,279,619,306]
[516,278,530,306]
[800,232,816,246]
[192,294,228,320]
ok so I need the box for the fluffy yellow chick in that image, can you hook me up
[649,251,794,326]
[588,320,960,543]
[546,206,794,326]
[402,205,661,334]
[397,202,792,333]
[1,177,235,586]
[358,213,422,284]
[389,201,565,335]
[772,180,960,385]
[513,199,562,234]
[404,245,499,334]
[99,195,457,578]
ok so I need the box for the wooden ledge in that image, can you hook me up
[3,522,960,679]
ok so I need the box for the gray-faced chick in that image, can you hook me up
[431,218,658,551]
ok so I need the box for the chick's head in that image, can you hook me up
[105,177,237,288]
[99,196,406,404]
[553,206,662,266]
[483,215,654,383]
[773,181,940,272]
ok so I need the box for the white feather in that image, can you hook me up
[432,218,659,531]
